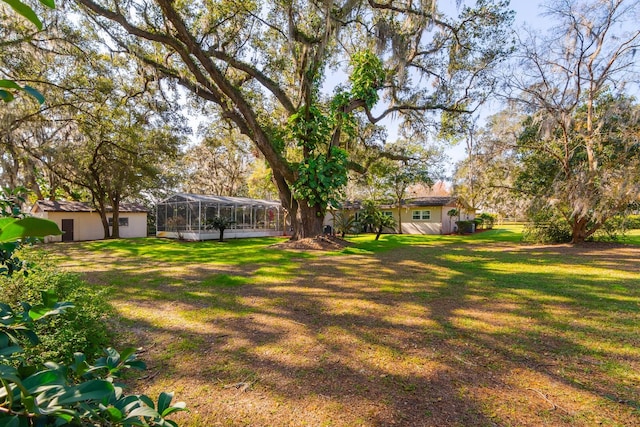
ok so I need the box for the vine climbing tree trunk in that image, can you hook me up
[74,0,514,240]
[290,201,324,240]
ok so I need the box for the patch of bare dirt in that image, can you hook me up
[269,235,353,251]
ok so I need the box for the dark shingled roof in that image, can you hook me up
[33,200,148,213]
[402,196,458,207]
[332,197,458,210]
[379,197,458,209]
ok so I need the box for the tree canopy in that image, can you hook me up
[1,5,187,237]
[368,140,442,233]
[73,0,514,239]
[452,110,527,220]
[506,0,640,242]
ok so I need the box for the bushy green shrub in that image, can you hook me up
[588,215,626,242]
[625,214,640,229]
[478,213,497,229]
[0,188,186,425]
[522,216,572,243]
[522,221,571,243]
[521,207,572,244]
[577,213,640,242]
[0,300,186,426]
[587,213,640,241]
[0,252,112,366]
[455,220,474,234]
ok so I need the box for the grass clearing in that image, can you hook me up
[44,227,640,426]
[622,229,640,245]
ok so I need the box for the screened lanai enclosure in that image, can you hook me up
[156,193,285,240]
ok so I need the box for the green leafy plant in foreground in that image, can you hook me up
[1,0,52,104]
[1,257,113,366]
[0,188,62,276]
[0,188,186,425]
[0,297,186,425]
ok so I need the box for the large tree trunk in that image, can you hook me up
[95,204,111,239]
[290,200,324,240]
[110,194,121,238]
[271,168,324,241]
[111,209,120,238]
[570,217,589,244]
[572,214,605,244]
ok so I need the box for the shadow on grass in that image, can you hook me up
[48,236,312,267]
[346,227,524,254]
[45,234,640,426]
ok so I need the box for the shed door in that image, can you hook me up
[61,219,74,242]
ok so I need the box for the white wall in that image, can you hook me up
[324,205,457,235]
[401,222,442,235]
[116,213,148,238]
[157,229,284,240]
[39,211,147,242]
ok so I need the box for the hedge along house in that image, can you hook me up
[31,200,148,242]
[326,196,475,235]
[156,193,285,240]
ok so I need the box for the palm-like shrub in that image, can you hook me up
[207,216,234,242]
[359,201,396,240]
[333,210,356,237]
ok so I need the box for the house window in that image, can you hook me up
[108,217,129,227]
[412,210,431,220]
[382,211,393,217]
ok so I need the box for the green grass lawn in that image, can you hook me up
[622,229,640,245]
[45,228,640,426]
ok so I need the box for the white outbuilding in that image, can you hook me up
[31,200,148,242]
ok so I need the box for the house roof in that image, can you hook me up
[32,200,148,213]
[379,196,458,209]
[400,196,458,207]
[331,197,459,210]
[330,200,363,210]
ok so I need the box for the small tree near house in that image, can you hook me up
[360,201,396,241]
[207,216,234,242]
[332,210,357,238]
[447,208,459,233]
[372,213,396,241]
[372,141,438,234]
[479,213,496,229]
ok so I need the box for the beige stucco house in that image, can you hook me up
[381,196,475,235]
[326,197,475,235]
[31,200,148,242]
